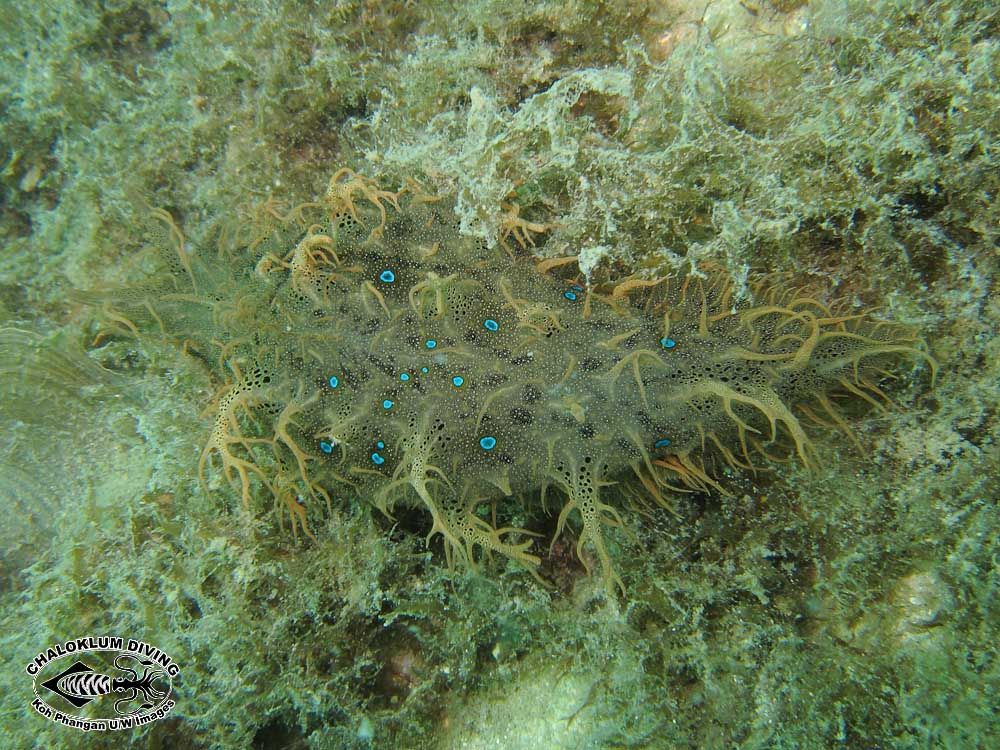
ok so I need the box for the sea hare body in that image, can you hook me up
[87,172,935,593]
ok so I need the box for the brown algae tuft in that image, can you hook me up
[78,171,936,595]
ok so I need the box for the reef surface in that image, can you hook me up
[0,1,996,748]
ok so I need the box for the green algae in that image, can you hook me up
[0,1,997,748]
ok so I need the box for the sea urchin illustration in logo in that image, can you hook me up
[26,636,178,731]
